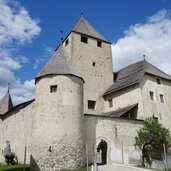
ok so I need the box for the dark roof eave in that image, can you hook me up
[103,81,139,97]
[35,73,84,84]
[102,103,138,117]
[84,113,143,122]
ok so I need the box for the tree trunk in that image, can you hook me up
[142,147,145,166]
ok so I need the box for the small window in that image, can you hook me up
[153,115,158,121]
[149,91,154,101]
[81,35,88,43]
[97,40,102,47]
[92,62,96,66]
[160,94,164,103]
[156,78,161,85]
[50,85,57,93]
[65,39,69,46]
[88,100,96,109]
[108,99,113,108]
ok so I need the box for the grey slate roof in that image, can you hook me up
[102,103,138,118]
[104,59,171,96]
[36,45,82,81]
[0,99,34,119]
[72,17,110,43]
[0,91,13,115]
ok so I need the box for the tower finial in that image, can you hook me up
[143,54,146,61]
[60,30,63,44]
[81,10,84,17]
[8,83,10,92]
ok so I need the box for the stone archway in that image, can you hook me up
[96,139,107,165]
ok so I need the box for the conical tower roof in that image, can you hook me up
[0,91,13,114]
[72,17,110,43]
[36,45,82,81]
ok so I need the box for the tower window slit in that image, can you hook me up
[50,85,57,93]
[160,94,164,103]
[65,39,69,46]
[97,40,102,47]
[149,91,154,101]
[81,35,88,43]
[108,99,113,108]
[88,100,96,109]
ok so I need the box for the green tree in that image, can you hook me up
[135,117,171,166]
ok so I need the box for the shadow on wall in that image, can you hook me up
[30,155,41,171]
[85,115,97,164]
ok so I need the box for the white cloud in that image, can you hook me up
[11,79,35,105]
[0,49,21,70]
[33,46,53,69]
[0,0,41,105]
[112,9,171,74]
[0,0,41,45]
[16,56,30,64]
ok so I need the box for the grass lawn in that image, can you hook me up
[62,168,89,171]
[150,169,171,171]
[0,164,30,171]
[0,164,89,171]
[153,169,171,171]
[0,164,171,171]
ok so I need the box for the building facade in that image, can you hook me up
[0,17,171,171]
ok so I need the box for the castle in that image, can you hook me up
[0,17,171,171]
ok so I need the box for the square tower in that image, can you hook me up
[63,17,114,114]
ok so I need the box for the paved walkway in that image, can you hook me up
[98,163,153,171]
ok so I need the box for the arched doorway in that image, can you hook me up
[97,140,107,165]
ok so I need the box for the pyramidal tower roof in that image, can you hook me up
[0,91,13,115]
[36,45,82,81]
[72,17,110,43]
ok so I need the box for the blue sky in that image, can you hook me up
[0,0,171,105]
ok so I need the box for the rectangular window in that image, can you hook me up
[50,85,57,93]
[97,40,102,47]
[65,39,69,46]
[156,78,161,85]
[81,35,88,43]
[108,99,113,108]
[153,116,158,121]
[88,100,96,109]
[149,91,154,101]
[160,94,164,103]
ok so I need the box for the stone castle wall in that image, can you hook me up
[0,101,35,164]
[140,74,171,130]
[103,73,171,131]
[85,115,143,165]
[103,84,145,119]
[31,75,85,171]
[0,17,171,171]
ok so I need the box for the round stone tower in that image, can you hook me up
[31,46,85,171]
